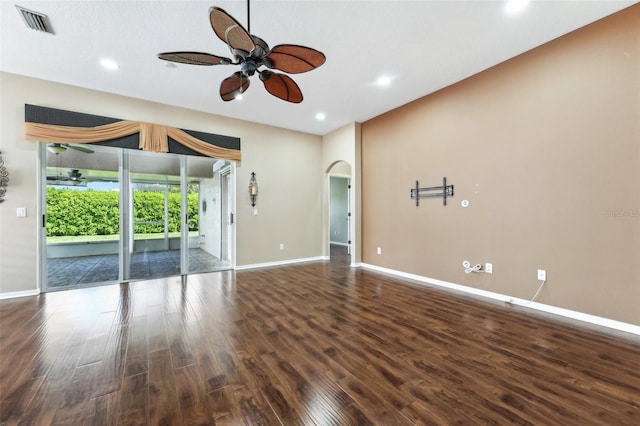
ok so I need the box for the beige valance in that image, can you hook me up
[25,121,241,162]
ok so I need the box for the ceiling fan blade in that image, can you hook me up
[47,143,67,154]
[67,144,94,154]
[266,45,326,74]
[259,71,303,103]
[158,52,232,66]
[210,7,255,55]
[220,72,251,102]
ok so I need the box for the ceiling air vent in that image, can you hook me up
[16,5,54,34]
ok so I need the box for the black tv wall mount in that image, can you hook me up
[410,177,454,206]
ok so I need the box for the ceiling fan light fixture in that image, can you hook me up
[157,3,325,104]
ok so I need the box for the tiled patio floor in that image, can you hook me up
[47,248,229,289]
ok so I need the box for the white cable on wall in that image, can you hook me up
[528,279,546,303]
[464,264,483,274]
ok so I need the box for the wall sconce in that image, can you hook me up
[0,151,8,203]
[248,172,258,207]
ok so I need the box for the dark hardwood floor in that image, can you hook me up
[1,246,639,425]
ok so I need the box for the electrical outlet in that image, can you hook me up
[485,263,493,274]
[537,269,546,281]
[279,243,285,251]
[377,247,382,255]
[462,260,470,268]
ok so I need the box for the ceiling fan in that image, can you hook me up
[157,2,325,103]
[47,169,86,185]
[47,143,94,154]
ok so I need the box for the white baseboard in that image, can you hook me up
[359,263,640,336]
[235,256,328,271]
[0,289,41,300]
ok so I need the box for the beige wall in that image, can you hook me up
[0,72,322,294]
[361,5,640,324]
[236,121,323,265]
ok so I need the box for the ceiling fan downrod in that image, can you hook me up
[247,0,250,34]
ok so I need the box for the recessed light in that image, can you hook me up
[100,58,119,70]
[376,75,392,86]
[505,0,529,15]
[315,112,326,121]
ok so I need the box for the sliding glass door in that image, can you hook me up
[42,144,233,291]
[127,150,182,280]
[45,144,121,289]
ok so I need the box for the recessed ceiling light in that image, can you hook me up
[505,0,530,15]
[315,112,326,121]
[376,75,392,86]
[100,58,119,70]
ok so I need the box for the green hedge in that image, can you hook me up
[46,188,198,237]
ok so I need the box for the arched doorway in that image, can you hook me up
[327,160,352,262]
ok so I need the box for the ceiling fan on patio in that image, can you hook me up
[47,143,94,154]
[157,1,325,103]
[47,169,87,185]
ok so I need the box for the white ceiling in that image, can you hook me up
[1,1,637,136]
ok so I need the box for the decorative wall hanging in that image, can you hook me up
[410,177,454,206]
[23,104,241,161]
[248,172,258,207]
[0,151,8,203]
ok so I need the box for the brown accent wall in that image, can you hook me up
[361,5,640,324]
